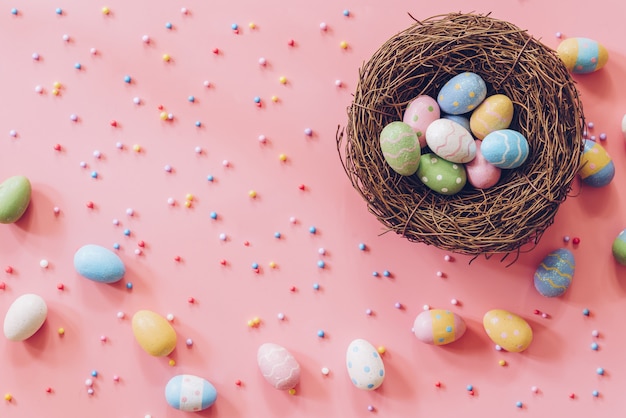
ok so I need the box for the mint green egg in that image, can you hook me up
[379,122,421,176]
[0,175,32,224]
[417,153,466,195]
[612,229,626,266]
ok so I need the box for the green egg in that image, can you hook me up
[612,229,626,266]
[417,153,466,195]
[0,175,32,224]
[379,122,421,176]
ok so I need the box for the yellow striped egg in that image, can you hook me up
[579,139,614,187]
[469,94,514,140]
[557,37,608,74]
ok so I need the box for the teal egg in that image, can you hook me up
[534,248,575,297]
[481,129,529,169]
[612,229,626,266]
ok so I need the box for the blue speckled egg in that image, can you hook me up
[74,244,126,283]
[534,248,575,297]
[442,114,470,131]
[481,129,529,169]
[579,139,614,187]
[165,374,217,412]
[437,72,487,115]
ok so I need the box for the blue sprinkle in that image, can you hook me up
[363,366,370,373]
[91,370,98,377]
[126,282,133,289]
[591,342,599,351]
[210,211,217,220]
[207,175,214,182]
[515,401,523,408]
[165,22,172,29]
[188,95,195,102]
[317,330,325,338]
[195,121,201,127]
[251,262,259,269]
[343,9,350,16]
[383,270,390,277]
[123,229,131,236]
[123,75,131,83]
[597,367,604,375]
[90,171,98,178]
[55,8,63,15]
[358,243,366,251]
[231,23,238,30]
[274,232,281,239]
[112,243,120,250]
[583,308,590,316]
[372,271,379,277]
[253,96,261,103]
[309,226,317,234]
[313,283,320,290]
[74,62,82,69]
[466,384,473,391]
[592,390,599,397]
[11,8,18,15]
[317,260,325,268]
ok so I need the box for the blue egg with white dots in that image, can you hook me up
[346,339,385,391]
[481,129,530,169]
[437,72,487,115]
[534,248,575,297]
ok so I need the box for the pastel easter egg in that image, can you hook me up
[534,248,575,297]
[379,121,421,176]
[403,95,440,148]
[4,294,47,341]
[483,309,533,353]
[557,37,608,74]
[0,175,32,224]
[417,153,467,195]
[437,72,487,115]
[612,229,626,266]
[622,114,626,140]
[74,244,126,283]
[165,374,217,412]
[469,94,514,140]
[257,343,301,390]
[413,309,467,345]
[579,139,614,187]
[426,119,476,163]
[132,310,177,356]
[442,114,470,131]
[481,129,530,169]
[346,339,385,390]
[465,140,501,189]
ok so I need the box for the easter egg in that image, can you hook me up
[437,72,487,115]
[132,310,177,356]
[417,153,467,195]
[403,95,440,148]
[425,118,477,163]
[533,248,575,297]
[0,175,31,224]
[483,309,533,352]
[379,121,421,176]
[622,114,626,140]
[346,339,385,390]
[257,343,301,390]
[442,114,470,131]
[413,309,467,345]
[557,37,608,74]
[481,129,529,169]
[74,244,126,283]
[469,94,514,140]
[579,139,614,187]
[465,140,501,189]
[4,294,47,341]
[612,229,626,266]
[165,374,217,412]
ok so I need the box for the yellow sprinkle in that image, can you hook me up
[159,111,169,120]
[52,88,60,96]
[101,6,110,14]
[184,201,192,208]
[132,144,141,152]
[279,154,287,162]
[53,81,62,89]
[269,261,277,268]
[499,360,507,366]
[4,393,12,401]
[279,76,287,84]
[271,95,279,102]
[252,317,261,325]
[288,388,296,395]
[57,327,65,335]
[248,190,257,198]
[168,359,176,366]
[162,53,171,62]
[185,193,194,201]
[340,41,348,49]
[248,22,256,29]
[377,346,386,355]
[247,320,255,327]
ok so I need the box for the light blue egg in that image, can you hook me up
[437,72,487,115]
[165,374,217,412]
[534,248,575,297]
[74,244,125,283]
[442,114,471,131]
[481,129,529,169]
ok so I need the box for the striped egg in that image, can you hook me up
[165,375,217,412]
[481,129,529,169]
[557,37,608,74]
[426,119,476,163]
[413,309,467,345]
[612,229,626,266]
[579,139,614,187]
[403,95,440,148]
[379,121,421,176]
[437,72,487,115]
[469,94,514,140]
[534,248,575,297]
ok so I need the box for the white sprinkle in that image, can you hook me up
[40,259,49,268]
[451,298,458,305]
[423,304,430,311]
[126,208,134,216]
[166,314,175,322]
[277,312,285,320]
[93,150,101,159]
[117,311,125,319]
[167,197,175,205]
[142,35,150,43]
[321,367,330,375]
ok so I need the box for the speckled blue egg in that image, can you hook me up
[437,72,487,115]
[74,244,126,283]
[165,374,217,412]
[481,129,530,169]
[534,248,575,297]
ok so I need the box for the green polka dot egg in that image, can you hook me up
[417,153,466,195]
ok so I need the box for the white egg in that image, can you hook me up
[4,294,48,341]
[346,339,385,390]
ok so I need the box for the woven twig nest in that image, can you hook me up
[338,12,585,258]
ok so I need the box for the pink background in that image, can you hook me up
[1,0,626,417]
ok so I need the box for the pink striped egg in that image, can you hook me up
[469,94,514,140]
[425,119,476,163]
[257,343,301,390]
[403,95,440,148]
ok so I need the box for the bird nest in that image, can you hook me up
[338,12,584,258]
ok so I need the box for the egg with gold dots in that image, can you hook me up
[437,72,487,115]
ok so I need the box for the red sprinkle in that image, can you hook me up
[53,144,61,151]
[212,47,219,54]
[0,282,6,290]
[109,120,118,127]
[243,241,250,246]
[289,286,296,292]
[235,379,242,386]
[298,184,306,190]
[137,240,145,248]
[4,266,12,274]
[287,39,295,46]
[86,201,94,209]
[56,283,64,290]
[157,105,164,110]
[188,297,195,304]
[435,381,441,388]
[533,309,541,315]
[572,237,580,245]
[468,390,475,396]
[569,393,576,399]
[174,255,181,262]
[45,387,52,393]
[219,259,227,266]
